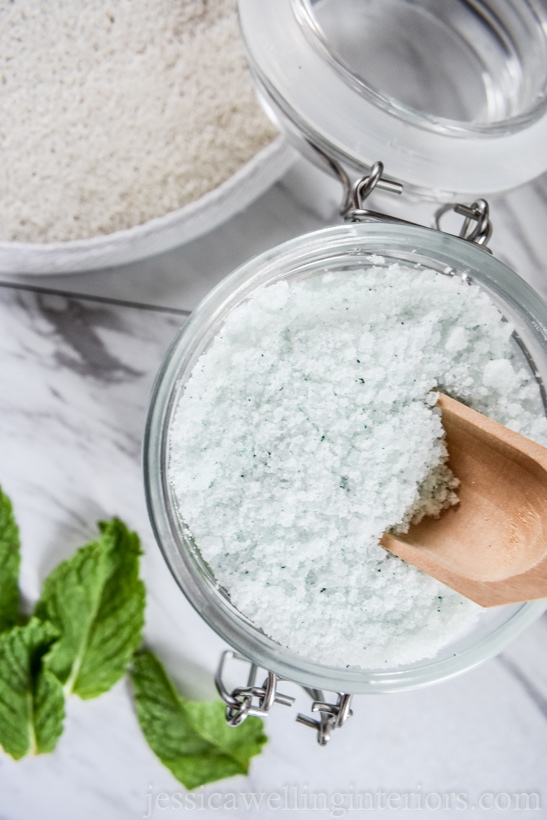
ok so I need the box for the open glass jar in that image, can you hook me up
[144,0,547,743]
[144,212,547,738]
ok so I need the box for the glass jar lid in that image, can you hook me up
[238,0,547,198]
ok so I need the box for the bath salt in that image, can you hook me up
[0,0,277,242]
[168,264,547,669]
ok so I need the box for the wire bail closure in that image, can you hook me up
[215,650,295,726]
[305,141,493,249]
[340,159,493,250]
[341,160,404,221]
[215,650,353,746]
[296,689,354,746]
[434,200,493,247]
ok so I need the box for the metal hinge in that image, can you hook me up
[306,140,493,250]
[215,650,353,746]
[342,159,493,250]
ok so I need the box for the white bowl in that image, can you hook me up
[0,137,295,276]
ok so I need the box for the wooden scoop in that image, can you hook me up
[381,393,547,607]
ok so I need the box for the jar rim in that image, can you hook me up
[144,222,547,694]
[238,0,547,197]
[296,0,547,137]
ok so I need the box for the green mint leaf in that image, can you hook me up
[0,486,21,632]
[131,651,267,791]
[33,665,66,753]
[35,518,145,699]
[0,618,64,759]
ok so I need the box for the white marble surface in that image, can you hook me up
[1,156,547,819]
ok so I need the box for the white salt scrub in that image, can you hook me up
[168,264,547,669]
[0,0,277,242]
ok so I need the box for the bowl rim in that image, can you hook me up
[0,136,295,276]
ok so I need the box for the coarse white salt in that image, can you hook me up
[168,264,547,669]
[0,0,277,242]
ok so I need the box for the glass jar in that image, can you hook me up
[144,220,547,703]
[238,0,547,199]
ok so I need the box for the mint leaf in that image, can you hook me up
[0,486,21,632]
[33,663,66,753]
[0,618,64,759]
[131,651,267,790]
[35,518,145,699]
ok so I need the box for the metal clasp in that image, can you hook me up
[215,650,353,745]
[434,199,493,248]
[341,160,404,222]
[296,689,354,746]
[338,159,493,250]
[215,650,294,726]
[305,140,494,250]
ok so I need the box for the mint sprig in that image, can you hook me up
[0,486,268,788]
[131,651,267,790]
[0,512,144,758]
